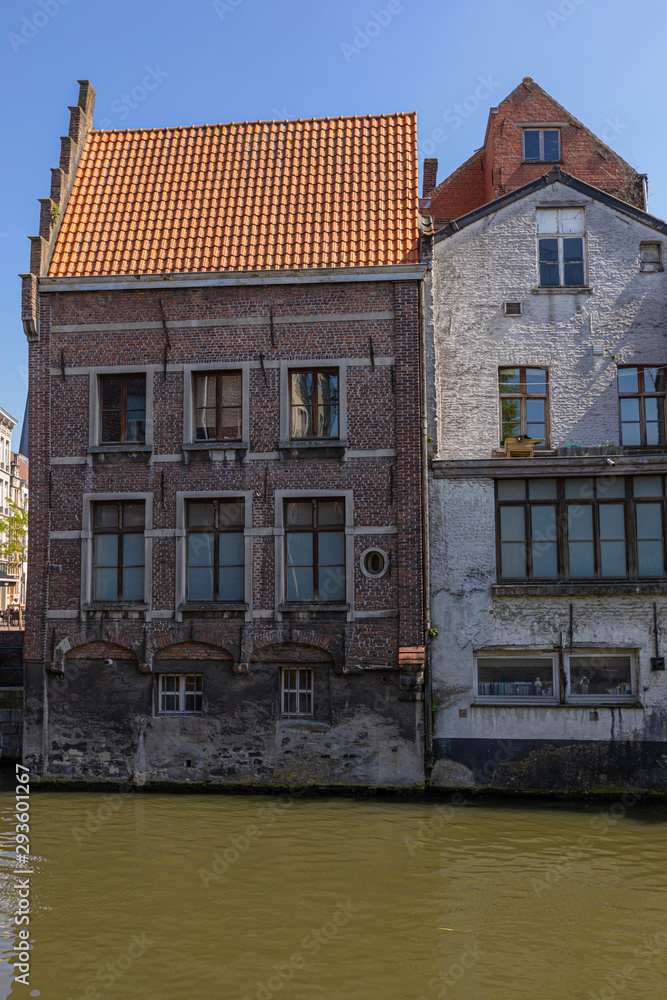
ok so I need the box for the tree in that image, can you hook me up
[0,498,28,572]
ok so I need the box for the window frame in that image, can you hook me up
[193,370,243,443]
[495,476,667,582]
[91,499,146,603]
[289,367,340,441]
[157,673,203,715]
[185,498,245,604]
[280,666,314,719]
[536,207,587,288]
[617,365,666,447]
[98,373,147,445]
[639,241,664,272]
[498,366,550,446]
[474,652,559,705]
[523,128,561,163]
[283,497,347,604]
[564,650,635,704]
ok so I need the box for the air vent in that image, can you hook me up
[592,345,604,356]
[504,301,522,316]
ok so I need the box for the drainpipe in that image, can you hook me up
[419,256,434,771]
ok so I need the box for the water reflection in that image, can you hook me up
[0,789,664,999]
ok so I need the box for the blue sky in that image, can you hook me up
[1,0,665,446]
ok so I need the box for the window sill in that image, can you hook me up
[471,701,641,709]
[473,699,558,707]
[279,602,350,613]
[82,602,149,615]
[493,582,667,597]
[532,287,592,295]
[88,444,152,465]
[179,602,248,619]
[639,265,664,273]
[182,442,248,463]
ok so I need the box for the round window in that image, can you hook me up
[360,547,389,579]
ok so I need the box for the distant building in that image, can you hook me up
[0,406,19,615]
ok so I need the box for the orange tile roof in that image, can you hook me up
[48,113,419,277]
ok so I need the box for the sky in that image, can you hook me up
[1,0,665,448]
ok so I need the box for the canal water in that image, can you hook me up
[0,789,665,999]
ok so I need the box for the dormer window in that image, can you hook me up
[524,129,560,162]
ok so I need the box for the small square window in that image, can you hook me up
[640,242,663,272]
[158,673,203,714]
[504,302,522,316]
[523,129,560,162]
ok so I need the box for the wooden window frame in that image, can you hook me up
[157,673,203,715]
[523,128,561,162]
[284,498,345,603]
[536,208,586,288]
[185,499,245,603]
[617,365,666,447]
[280,666,314,719]
[289,367,340,441]
[92,500,145,602]
[193,371,243,442]
[495,477,667,582]
[499,367,550,446]
[99,374,147,444]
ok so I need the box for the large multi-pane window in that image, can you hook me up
[194,372,242,441]
[290,369,339,439]
[618,366,666,446]
[567,653,633,700]
[285,499,345,602]
[497,476,667,581]
[475,654,557,702]
[280,667,313,718]
[536,208,586,287]
[523,129,560,162]
[186,499,245,602]
[99,375,146,444]
[499,367,549,444]
[158,674,203,714]
[474,650,635,704]
[93,501,145,601]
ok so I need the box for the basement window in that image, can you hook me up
[280,666,313,719]
[504,302,522,316]
[158,673,203,715]
[640,242,664,272]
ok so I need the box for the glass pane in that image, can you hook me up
[646,420,663,446]
[291,372,312,406]
[539,238,559,261]
[640,244,661,264]
[94,534,118,568]
[497,480,525,500]
[195,374,217,409]
[318,565,346,601]
[638,540,664,576]
[220,408,242,439]
[599,504,625,539]
[101,411,122,443]
[286,533,313,567]
[501,543,526,579]
[500,506,525,542]
[621,420,641,446]
[94,503,118,528]
[569,656,632,697]
[644,366,663,393]
[563,237,584,260]
[599,505,626,577]
[529,479,557,499]
[617,367,639,394]
[318,372,338,406]
[286,502,312,526]
[291,405,312,439]
[600,541,627,577]
[636,502,663,537]
[101,378,122,407]
[645,397,658,422]
[539,261,559,287]
[523,131,540,161]
[126,376,145,400]
[597,477,626,499]
[531,506,557,578]
[620,398,640,422]
[563,261,585,286]
[123,502,145,527]
[122,566,144,600]
[499,368,520,394]
[634,477,663,498]
[220,373,242,407]
[477,657,554,697]
[219,533,244,567]
[560,209,585,234]
[188,533,215,567]
[542,131,560,160]
[188,502,215,527]
[526,369,547,394]
[568,506,594,576]
[122,533,144,567]
[501,399,521,439]
[568,504,593,540]
[196,408,217,440]
[536,209,558,234]
[317,500,345,526]
[318,531,345,565]
[569,542,595,577]
[317,406,338,438]
[94,568,117,601]
[188,567,214,601]
[286,567,313,601]
[565,479,594,500]
[219,567,245,602]
[218,501,245,527]
[525,399,545,438]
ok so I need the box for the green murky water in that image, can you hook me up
[0,787,665,999]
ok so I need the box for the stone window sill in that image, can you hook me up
[83,602,149,611]
[532,287,593,295]
[471,701,641,709]
[493,583,667,596]
[88,444,152,465]
[179,602,248,612]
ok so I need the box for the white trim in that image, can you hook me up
[473,650,559,705]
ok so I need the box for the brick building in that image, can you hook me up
[22,81,426,786]
[0,406,19,614]
[423,81,667,791]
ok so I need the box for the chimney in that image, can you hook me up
[422,158,438,196]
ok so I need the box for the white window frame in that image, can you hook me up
[523,128,560,162]
[280,666,314,719]
[473,651,559,705]
[565,649,636,704]
[157,673,203,715]
[536,207,587,288]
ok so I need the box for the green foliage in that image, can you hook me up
[0,499,28,565]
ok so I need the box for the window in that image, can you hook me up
[99,375,146,444]
[194,372,242,441]
[475,654,557,702]
[618,366,666,446]
[186,499,245,602]
[285,499,345,602]
[280,666,313,719]
[567,653,633,701]
[537,208,586,287]
[158,674,202,714]
[640,242,663,272]
[360,547,389,579]
[499,367,548,445]
[290,369,339,439]
[523,129,560,162]
[92,501,145,601]
[497,476,667,580]
[503,302,522,316]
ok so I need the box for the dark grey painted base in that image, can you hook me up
[434,738,667,792]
